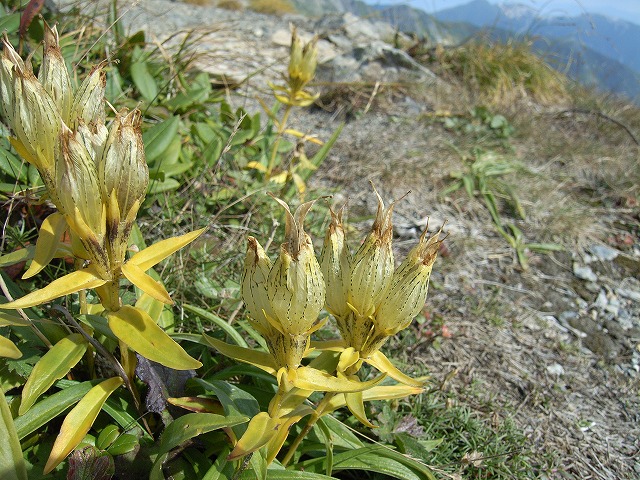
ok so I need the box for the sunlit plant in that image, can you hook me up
[0,22,203,473]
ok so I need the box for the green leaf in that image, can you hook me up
[239,470,335,479]
[0,389,27,480]
[0,335,21,359]
[300,446,434,480]
[19,334,88,415]
[130,59,158,102]
[143,116,180,163]
[203,335,276,374]
[0,144,27,182]
[147,177,181,194]
[105,433,138,456]
[107,306,202,371]
[183,304,248,347]
[14,380,98,439]
[202,447,234,480]
[150,413,248,480]
[44,377,124,474]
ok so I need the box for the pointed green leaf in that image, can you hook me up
[0,311,30,327]
[0,335,22,359]
[14,380,100,440]
[203,335,277,374]
[0,247,34,268]
[107,306,202,370]
[184,304,248,347]
[0,389,27,480]
[23,212,67,279]
[364,351,426,387]
[44,377,123,474]
[142,116,180,163]
[19,334,88,415]
[157,413,248,457]
[127,228,205,271]
[121,262,173,304]
[0,267,107,310]
[130,59,158,102]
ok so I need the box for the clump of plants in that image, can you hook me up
[0,13,445,479]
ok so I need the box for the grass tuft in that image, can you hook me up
[248,0,295,15]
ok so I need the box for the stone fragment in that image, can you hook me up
[573,264,598,282]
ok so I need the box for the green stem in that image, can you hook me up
[281,391,336,467]
[266,104,293,179]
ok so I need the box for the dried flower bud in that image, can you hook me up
[267,198,325,336]
[39,22,72,122]
[374,226,443,336]
[320,205,351,320]
[347,188,395,319]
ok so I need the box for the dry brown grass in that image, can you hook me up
[248,0,295,15]
[216,0,243,11]
[182,0,215,6]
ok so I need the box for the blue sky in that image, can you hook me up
[363,1,640,25]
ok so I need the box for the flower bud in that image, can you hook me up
[319,205,351,320]
[57,128,109,276]
[100,109,148,219]
[374,226,443,336]
[347,188,395,319]
[70,64,106,128]
[267,198,325,336]
[39,22,72,122]
[288,27,317,93]
[241,236,275,332]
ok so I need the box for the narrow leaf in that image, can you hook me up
[0,247,34,268]
[0,311,30,327]
[108,305,202,370]
[121,262,173,304]
[19,334,88,415]
[0,389,27,480]
[0,268,106,310]
[131,60,158,102]
[14,380,100,440]
[183,304,247,347]
[203,335,277,374]
[44,377,123,474]
[142,116,180,163]
[127,228,205,271]
[23,212,67,279]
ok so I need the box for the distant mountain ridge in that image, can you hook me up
[288,0,640,103]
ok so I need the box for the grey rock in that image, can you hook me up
[594,289,608,309]
[589,244,619,262]
[573,264,598,282]
[546,363,565,376]
[617,277,640,303]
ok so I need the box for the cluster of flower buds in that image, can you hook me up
[320,187,444,359]
[271,27,319,107]
[0,23,173,311]
[241,198,325,370]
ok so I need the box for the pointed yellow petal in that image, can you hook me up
[228,412,278,460]
[310,339,346,351]
[0,268,107,310]
[246,161,267,172]
[203,335,277,375]
[43,377,123,474]
[293,366,385,393]
[364,350,426,387]
[23,213,67,279]
[127,228,205,271]
[345,390,375,428]
[0,335,22,359]
[337,347,359,373]
[327,384,424,412]
[121,262,173,305]
[108,306,201,371]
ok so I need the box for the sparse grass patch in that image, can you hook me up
[217,0,243,10]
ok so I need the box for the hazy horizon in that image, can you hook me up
[362,0,640,26]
